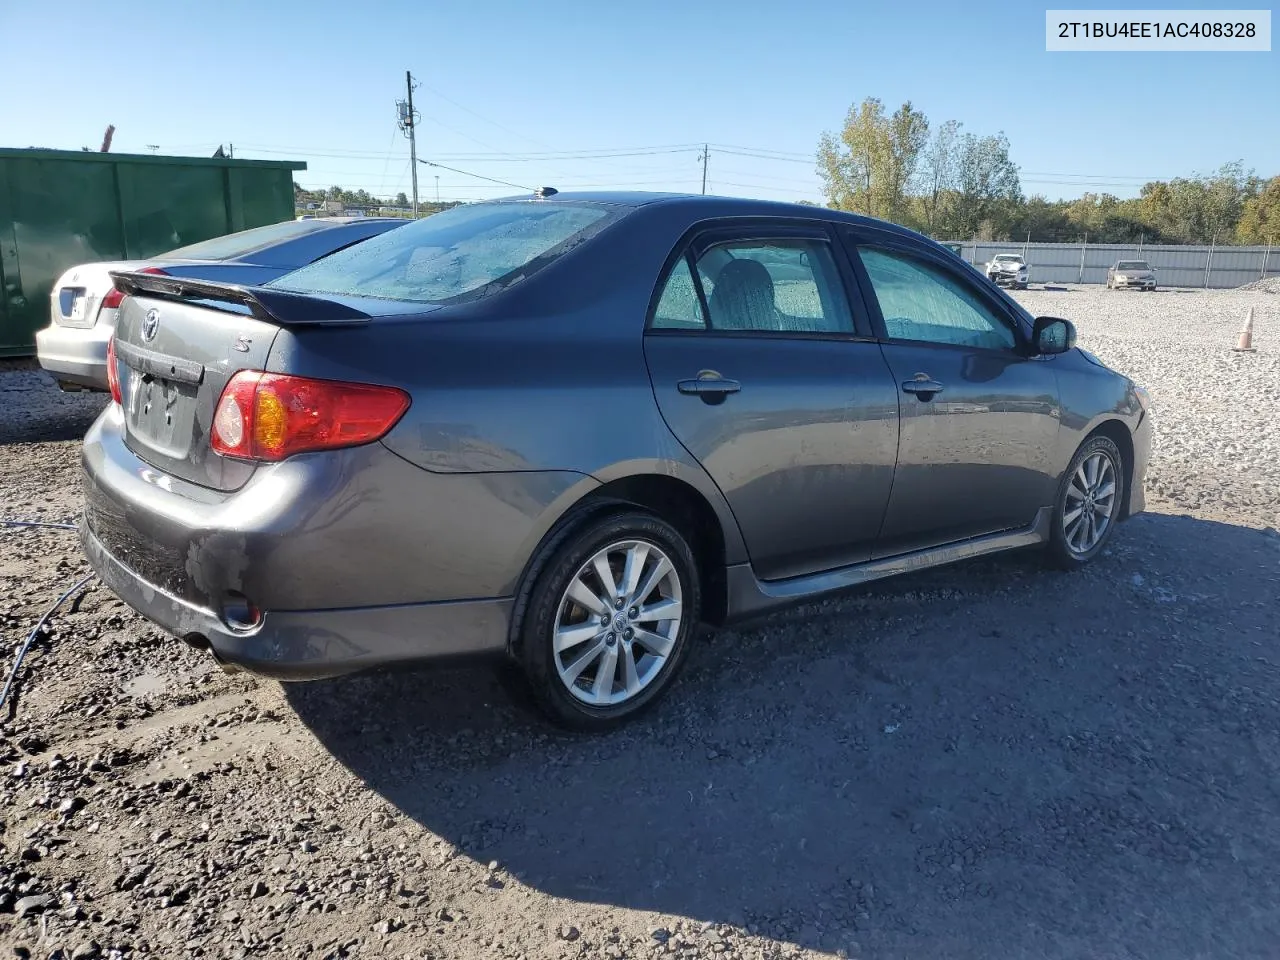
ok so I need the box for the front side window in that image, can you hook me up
[269,201,622,304]
[858,247,1017,351]
[688,239,853,334]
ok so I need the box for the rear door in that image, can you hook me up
[643,221,900,581]
[841,229,1062,558]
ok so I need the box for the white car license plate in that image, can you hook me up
[69,294,87,322]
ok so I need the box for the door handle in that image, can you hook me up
[677,375,741,404]
[901,376,944,399]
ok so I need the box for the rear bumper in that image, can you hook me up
[35,320,111,389]
[76,405,579,679]
[82,521,510,678]
[35,320,111,386]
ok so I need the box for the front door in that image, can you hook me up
[844,237,1062,558]
[643,224,900,581]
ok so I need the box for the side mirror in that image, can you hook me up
[1032,316,1076,355]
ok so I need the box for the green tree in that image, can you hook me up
[1237,176,1280,243]
[817,97,928,222]
[920,119,961,235]
[948,132,1021,239]
[395,191,410,207]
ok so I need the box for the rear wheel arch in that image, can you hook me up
[507,472,733,656]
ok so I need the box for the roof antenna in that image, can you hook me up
[534,186,559,198]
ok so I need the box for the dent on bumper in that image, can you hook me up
[83,523,511,679]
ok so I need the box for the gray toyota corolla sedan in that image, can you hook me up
[81,192,1152,729]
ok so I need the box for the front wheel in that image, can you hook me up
[1046,435,1126,569]
[517,511,701,730]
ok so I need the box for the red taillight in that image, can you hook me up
[100,288,125,312]
[97,267,165,319]
[210,371,410,462]
[106,337,122,404]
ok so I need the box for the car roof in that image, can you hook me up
[483,191,932,243]
[296,216,397,225]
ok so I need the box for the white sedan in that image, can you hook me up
[37,217,404,390]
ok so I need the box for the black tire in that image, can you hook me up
[516,510,701,731]
[1046,434,1126,570]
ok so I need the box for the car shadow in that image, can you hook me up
[0,363,107,445]
[284,512,1280,957]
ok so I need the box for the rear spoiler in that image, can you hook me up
[108,271,371,326]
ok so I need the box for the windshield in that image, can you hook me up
[994,255,1023,263]
[267,201,622,304]
[1117,261,1150,270]
[160,219,337,261]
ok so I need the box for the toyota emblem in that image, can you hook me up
[141,309,160,342]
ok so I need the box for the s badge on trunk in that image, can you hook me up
[141,309,160,342]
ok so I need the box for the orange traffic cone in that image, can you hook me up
[1233,307,1256,352]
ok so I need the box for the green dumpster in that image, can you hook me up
[0,148,306,357]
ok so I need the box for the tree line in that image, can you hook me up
[293,183,459,217]
[817,98,1279,245]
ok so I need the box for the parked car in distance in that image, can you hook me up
[985,253,1028,289]
[82,192,1152,730]
[1106,259,1157,291]
[36,217,407,391]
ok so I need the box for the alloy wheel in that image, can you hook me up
[1063,451,1117,554]
[552,539,683,707]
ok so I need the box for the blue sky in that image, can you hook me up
[3,0,1275,204]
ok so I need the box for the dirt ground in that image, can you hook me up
[2,287,1279,960]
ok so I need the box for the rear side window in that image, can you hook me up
[651,238,854,335]
[161,219,337,261]
[268,201,621,304]
[652,257,705,329]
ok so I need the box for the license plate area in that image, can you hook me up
[59,288,91,326]
[123,369,198,459]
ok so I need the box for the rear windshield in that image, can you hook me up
[161,219,337,261]
[266,201,621,304]
[1117,261,1150,270]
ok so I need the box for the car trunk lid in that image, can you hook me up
[53,261,146,328]
[109,271,377,492]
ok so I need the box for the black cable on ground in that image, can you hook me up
[2,519,80,531]
[1,574,95,716]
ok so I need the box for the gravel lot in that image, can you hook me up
[2,285,1278,960]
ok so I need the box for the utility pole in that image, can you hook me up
[435,176,440,204]
[398,71,421,217]
[699,143,709,195]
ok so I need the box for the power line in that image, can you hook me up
[710,142,814,160]
[416,158,532,192]
[238,143,703,161]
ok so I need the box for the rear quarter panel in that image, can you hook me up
[264,204,750,570]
